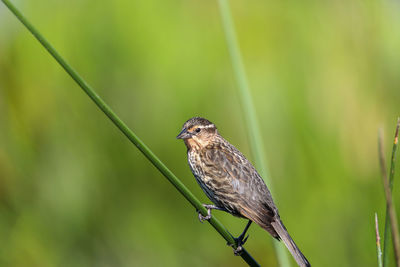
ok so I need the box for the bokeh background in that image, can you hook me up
[1,0,400,266]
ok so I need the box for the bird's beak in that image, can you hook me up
[176,128,191,139]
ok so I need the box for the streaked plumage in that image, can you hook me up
[177,117,310,267]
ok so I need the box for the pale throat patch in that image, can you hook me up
[185,134,212,150]
[185,138,202,150]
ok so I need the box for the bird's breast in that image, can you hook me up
[187,149,220,201]
[187,148,240,215]
[187,149,207,184]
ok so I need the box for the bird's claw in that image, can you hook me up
[233,245,243,256]
[198,212,211,223]
[228,234,249,256]
[197,204,212,223]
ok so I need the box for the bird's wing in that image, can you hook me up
[202,141,279,226]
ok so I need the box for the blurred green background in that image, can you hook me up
[1,0,400,266]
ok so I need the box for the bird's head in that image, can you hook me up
[177,117,218,148]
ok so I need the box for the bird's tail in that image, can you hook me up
[270,219,310,267]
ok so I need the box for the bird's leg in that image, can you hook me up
[197,204,227,223]
[232,220,252,256]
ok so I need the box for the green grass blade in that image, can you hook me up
[379,120,400,267]
[0,0,260,265]
[217,0,291,266]
[376,213,383,267]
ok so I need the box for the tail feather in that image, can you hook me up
[239,207,310,266]
[270,219,310,267]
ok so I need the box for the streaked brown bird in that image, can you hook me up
[177,117,310,267]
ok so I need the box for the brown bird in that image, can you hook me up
[177,117,310,267]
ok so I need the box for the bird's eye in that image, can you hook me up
[195,128,201,133]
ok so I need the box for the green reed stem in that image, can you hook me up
[217,0,290,266]
[1,0,260,265]
[376,213,383,267]
[379,120,400,267]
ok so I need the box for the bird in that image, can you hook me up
[176,117,310,267]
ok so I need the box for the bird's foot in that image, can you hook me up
[197,204,214,223]
[233,234,249,256]
[227,233,249,256]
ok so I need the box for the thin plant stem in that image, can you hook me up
[376,213,383,267]
[217,0,290,266]
[0,0,261,266]
[378,121,400,267]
